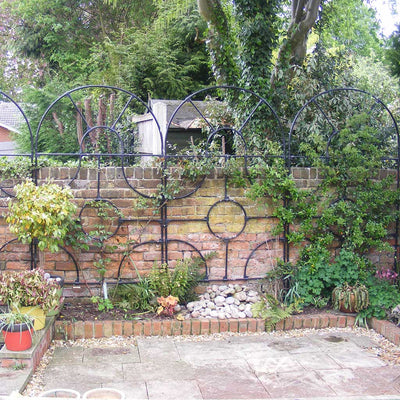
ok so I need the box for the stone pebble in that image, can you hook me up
[186,284,260,319]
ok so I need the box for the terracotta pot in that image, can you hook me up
[82,388,125,399]
[337,293,356,313]
[2,323,33,351]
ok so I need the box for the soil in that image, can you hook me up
[57,299,330,322]
[57,299,160,322]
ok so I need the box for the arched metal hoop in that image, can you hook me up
[288,88,400,169]
[35,85,164,199]
[164,86,284,200]
[0,91,34,196]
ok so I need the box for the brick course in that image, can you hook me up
[53,313,400,348]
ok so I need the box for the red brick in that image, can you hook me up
[328,316,338,327]
[337,315,346,328]
[302,317,312,329]
[152,320,162,336]
[310,316,320,329]
[238,319,247,333]
[275,320,284,331]
[162,320,172,336]
[113,321,123,336]
[123,321,133,336]
[293,317,303,329]
[133,321,143,336]
[200,319,210,334]
[284,317,294,330]
[65,323,74,340]
[392,331,400,345]
[247,319,257,332]
[345,315,356,327]
[256,319,265,332]
[369,317,383,334]
[319,315,329,328]
[210,319,219,334]
[94,321,103,338]
[191,320,201,335]
[219,320,229,333]
[229,320,239,333]
[172,321,182,336]
[74,321,84,339]
[103,321,113,337]
[181,320,191,335]
[143,321,151,336]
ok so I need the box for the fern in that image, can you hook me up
[252,294,300,331]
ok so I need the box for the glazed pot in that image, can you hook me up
[2,322,33,351]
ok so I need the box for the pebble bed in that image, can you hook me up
[184,284,260,319]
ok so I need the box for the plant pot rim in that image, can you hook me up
[1,322,32,333]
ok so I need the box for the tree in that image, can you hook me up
[197,0,321,93]
[2,0,211,100]
[387,25,400,78]
[317,0,384,58]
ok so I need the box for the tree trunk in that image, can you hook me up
[272,0,321,86]
[197,0,238,86]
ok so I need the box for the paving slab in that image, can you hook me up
[2,328,400,399]
[0,368,31,397]
[146,379,203,400]
[257,369,336,398]
[317,368,399,397]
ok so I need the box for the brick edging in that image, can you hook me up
[54,312,370,341]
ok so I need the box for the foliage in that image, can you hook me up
[358,275,400,321]
[111,255,210,312]
[310,113,399,254]
[0,310,35,332]
[148,256,207,304]
[91,296,114,312]
[332,282,369,313]
[110,279,156,313]
[386,24,400,78]
[0,268,60,311]
[156,296,179,317]
[294,247,373,305]
[7,180,77,253]
[251,293,301,331]
[0,157,45,179]
[317,0,384,59]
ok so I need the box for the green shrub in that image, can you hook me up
[358,276,400,321]
[294,247,374,305]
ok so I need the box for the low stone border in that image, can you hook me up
[369,317,400,345]
[54,312,371,341]
[0,315,55,369]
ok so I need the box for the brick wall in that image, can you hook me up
[0,166,396,294]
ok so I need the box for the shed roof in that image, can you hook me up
[0,102,23,133]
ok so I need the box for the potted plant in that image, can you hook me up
[0,269,60,330]
[6,179,78,254]
[0,310,35,351]
[332,282,369,313]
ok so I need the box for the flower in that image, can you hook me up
[0,269,60,311]
[375,268,398,282]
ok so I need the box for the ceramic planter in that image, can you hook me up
[17,306,46,330]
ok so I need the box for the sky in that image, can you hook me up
[372,0,400,36]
